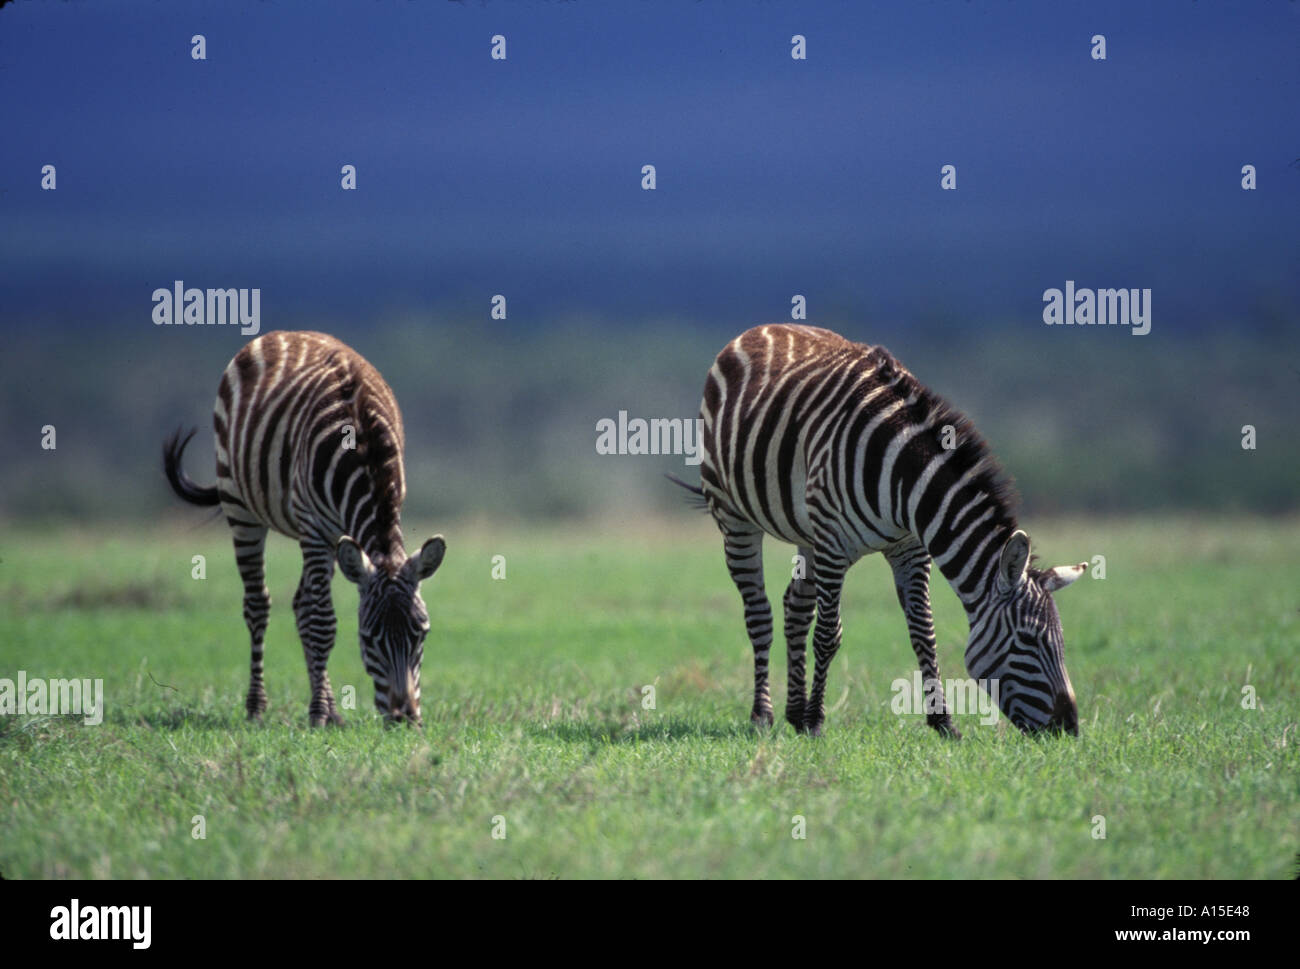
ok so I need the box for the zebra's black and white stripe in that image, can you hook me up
[164,330,446,726]
[677,324,1085,737]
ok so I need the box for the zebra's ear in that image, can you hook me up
[336,536,376,587]
[996,529,1031,593]
[1042,562,1088,592]
[409,535,446,582]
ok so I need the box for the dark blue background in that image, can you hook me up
[2,0,1297,331]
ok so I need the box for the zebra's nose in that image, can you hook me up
[386,695,421,726]
[1049,692,1078,736]
[383,671,421,724]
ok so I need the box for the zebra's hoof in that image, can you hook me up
[750,709,775,730]
[326,712,346,727]
[929,716,961,740]
[803,720,824,737]
[784,708,805,731]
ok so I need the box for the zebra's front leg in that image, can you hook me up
[721,527,775,728]
[294,541,343,727]
[782,545,817,731]
[231,521,271,721]
[886,541,959,739]
[804,553,848,737]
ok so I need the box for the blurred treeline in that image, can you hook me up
[2,313,1296,526]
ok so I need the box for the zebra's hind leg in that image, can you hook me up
[886,540,960,739]
[803,548,849,737]
[782,545,817,731]
[294,538,343,727]
[719,523,775,728]
[230,520,271,721]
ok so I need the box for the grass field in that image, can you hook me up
[1,516,1296,879]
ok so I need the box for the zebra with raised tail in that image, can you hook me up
[164,330,446,726]
[672,323,1086,737]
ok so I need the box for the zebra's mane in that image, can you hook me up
[868,343,1022,530]
[338,366,406,565]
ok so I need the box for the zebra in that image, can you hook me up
[671,323,1087,738]
[163,330,446,727]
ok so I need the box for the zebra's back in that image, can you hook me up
[699,323,910,551]
[214,330,406,548]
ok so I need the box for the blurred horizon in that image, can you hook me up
[4,313,1297,526]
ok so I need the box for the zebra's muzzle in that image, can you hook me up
[383,700,422,726]
[1026,692,1078,737]
[382,672,422,726]
[1049,691,1079,736]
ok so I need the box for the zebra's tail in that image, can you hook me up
[163,427,220,507]
[664,472,710,512]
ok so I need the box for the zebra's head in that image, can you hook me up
[336,534,447,726]
[967,529,1086,736]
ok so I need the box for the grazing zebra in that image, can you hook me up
[163,330,446,726]
[672,323,1086,737]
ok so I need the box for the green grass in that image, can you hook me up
[1,516,1297,878]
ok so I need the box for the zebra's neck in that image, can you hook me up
[346,509,406,569]
[331,449,406,568]
[908,464,1017,613]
